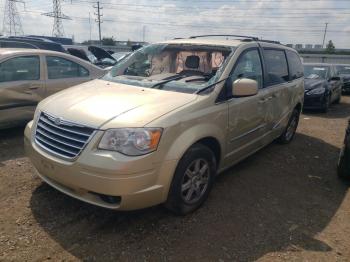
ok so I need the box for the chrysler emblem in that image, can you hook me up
[54,117,62,125]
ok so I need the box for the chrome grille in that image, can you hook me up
[35,112,95,159]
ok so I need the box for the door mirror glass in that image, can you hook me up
[232,78,258,97]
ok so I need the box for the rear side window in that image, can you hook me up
[0,56,40,82]
[263,49,289,86]
[46,56,89,79]
[286,50,303,80]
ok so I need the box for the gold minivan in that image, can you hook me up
[25,36,304,214]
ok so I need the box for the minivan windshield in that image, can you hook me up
[304,65,329,79]
[103,43,235,94]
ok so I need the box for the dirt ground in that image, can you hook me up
[1,97,350,262]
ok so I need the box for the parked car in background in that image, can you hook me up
[0,48,106,129]
[0,36,66,52]
[335,64,350,94]
[111,51,131,63]
[303,63,342,112]
[25,35,304,214]
[64,45,117,68]
[338,119,350,181]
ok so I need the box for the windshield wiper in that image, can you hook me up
[150,74,186,89]
[195,77,229,94]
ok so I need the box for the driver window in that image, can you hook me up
[230,49,263,89]
[125,53,151,77]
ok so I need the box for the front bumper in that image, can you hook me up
[303,93,327,109]
[24,121,178,210]
[342,82,350,93]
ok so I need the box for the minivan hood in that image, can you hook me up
[38,79,197,128]
[304,78,326,90]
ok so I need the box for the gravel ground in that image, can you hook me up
[0,96,350,262]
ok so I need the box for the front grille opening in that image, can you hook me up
[90,192,121,205]
[35,112,95,159]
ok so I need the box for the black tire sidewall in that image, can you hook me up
[338,148,350,180]
[277,108,300,144]
[166,144,216,215]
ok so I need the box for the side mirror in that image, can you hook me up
[232,78,258,97]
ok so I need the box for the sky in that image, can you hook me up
[0,0,349,48]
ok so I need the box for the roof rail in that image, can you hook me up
[259,39,281,44]
[189,34,259,41]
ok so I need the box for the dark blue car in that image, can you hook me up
[303,63,342,112]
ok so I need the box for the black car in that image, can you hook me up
[338,119,350,180]
[0,36,66,52]
[335,64,350,94]
[303,63,342,112]
[63,45,117,68]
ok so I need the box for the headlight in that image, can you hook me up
[306,87,326,95]
[98,128,163,156]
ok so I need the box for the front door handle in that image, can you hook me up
[259,96,273,103]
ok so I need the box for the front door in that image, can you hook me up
[44,55,91,97]
[0,55,45,126]
[224,48,272,165]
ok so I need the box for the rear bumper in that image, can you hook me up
[24,121,178,210]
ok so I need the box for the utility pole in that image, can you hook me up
[2,0,24,36]
[43,0,71,37]
[322,22,328,49]
[88,12,92,42]
[94,1,103,45]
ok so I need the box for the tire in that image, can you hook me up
[334,93,341,104]
[165,143,216,215]
[277,108,300,144]
[338,147,350,181]
[322,95,331,113]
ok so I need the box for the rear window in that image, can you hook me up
[286,50,303,80]
[263,49,289,86]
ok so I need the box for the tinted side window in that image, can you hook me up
[0,56,40,82]
[229,49,263,91]
[46,56,89,79]
[263,49,289,85]
[286,50,303,80]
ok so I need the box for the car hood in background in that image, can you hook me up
[88,46,116,61]
[304,78,326,91]
[38,79,197,129]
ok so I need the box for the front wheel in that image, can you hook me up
[334,93,341,104]
[277,108,300,144]
[165,144,216,215]
[322,95,331,113]
[338,146,350,181]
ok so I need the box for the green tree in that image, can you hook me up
[326,40,335,54]
[101,37,116,46]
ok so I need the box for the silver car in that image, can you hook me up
[0,48,106,129]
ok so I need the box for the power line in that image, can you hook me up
[42,0,71,37]
[19,9,350,33]
[2,0,24,36]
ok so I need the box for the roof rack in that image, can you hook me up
[187,35,284,45]
[189,34,259,41]
[259,39,281,44]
